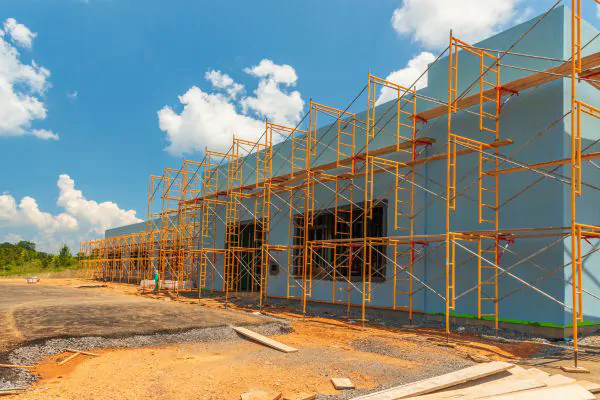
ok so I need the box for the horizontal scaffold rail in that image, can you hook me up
[418,52,600,122]
[184,138,517,203]
[486,151,600,175]
[183,137,435,203]
[305,226,572,246]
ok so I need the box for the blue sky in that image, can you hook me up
[0,0,596,252]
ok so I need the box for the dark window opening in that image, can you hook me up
[270,263,279,275]
[292,201,387,281]
[224,220,264,291]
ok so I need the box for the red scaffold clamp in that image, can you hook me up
[497,234,515,262]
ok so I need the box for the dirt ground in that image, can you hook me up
[0,278,265,352]
[1,278,598,399]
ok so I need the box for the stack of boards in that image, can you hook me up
[351,361,600,400]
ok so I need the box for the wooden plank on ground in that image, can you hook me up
[331,378,355,390]
[407,377,545,399]
[282,393,316,400]
[411,369,550,400]
[233,327,297,353]
[468,354,491,363]
[561,365,590,373]
[58,351,80,365]
[0,390,25,396]
[576,380,600,394]
[544,374,576,386]
[505,365,527,375]
[434,365,525,392]
[240,389,281,400]
[486,384,595,400]
[350,361,514,400]
[513,368,549,380]
[65,348,100,357]
[0,364,33,369]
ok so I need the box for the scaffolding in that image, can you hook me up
[80,0,600,368]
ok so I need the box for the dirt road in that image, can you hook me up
[0,278,565,400]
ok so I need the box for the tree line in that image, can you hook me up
[0,241,78,275]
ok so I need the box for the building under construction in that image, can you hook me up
[80,4,600,367]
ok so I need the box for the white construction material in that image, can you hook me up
[410,377,545,399]
[140,280,193,290]
[487,384,594,399]
[233,327,297,353]
[351,361,514,400]
[331,378,355,390]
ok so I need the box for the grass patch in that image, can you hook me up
[0,260,80,277]
[428,311,600,329]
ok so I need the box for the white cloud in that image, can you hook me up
[3,18,36,49]
[56,174,141,236]
[376,52,435,105]
[205,70,243,98]
[0,18,54,139]
[32,129,59,140]
[244,59,298,85]
[158,87,264,154]
[241,59,303,127]
[391,0,521,49]
[158,59,304,155]
[0,194,77,234]
[0,175,142,252]
[67,90,78,101]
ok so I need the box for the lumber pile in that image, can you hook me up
[351,361,599,400]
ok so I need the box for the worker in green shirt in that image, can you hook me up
[153,267,159,292]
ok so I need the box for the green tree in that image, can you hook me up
[57,244,73,267]
[40,254,52,269]
[17,241,36,252]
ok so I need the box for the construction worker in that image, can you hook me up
[153,267,159,292]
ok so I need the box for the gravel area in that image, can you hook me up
[579,332,600,347]
[352,336,473,372]
[0,321,291,391]
[256,296,560,342]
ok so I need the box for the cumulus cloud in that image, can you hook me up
[56,174,141,236]
[376,51,435,105]
[391,0,521,49]
[32,129,59,140]
[158,59,304,155]
[0,18,56,140]
[244,59,298,85]
[241,59,303,126]
[0,193,77,235]
[3,18,37,49]
[204,70,243,98]
[0,175,142,252]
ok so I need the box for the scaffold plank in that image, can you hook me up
[419,52,600,122]
[233,327,298,353]
[350,361,514,400]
